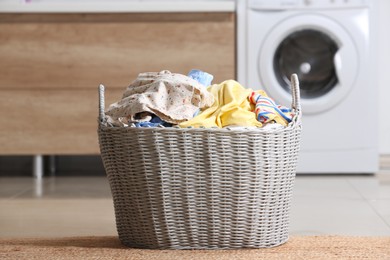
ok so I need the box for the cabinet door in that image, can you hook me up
[0,89,124,155]
[0,13,235,154]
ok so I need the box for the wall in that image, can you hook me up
[376,0,390,154]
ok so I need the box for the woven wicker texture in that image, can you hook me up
[98,74,302,249]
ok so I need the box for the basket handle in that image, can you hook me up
[290,74,301,112]
[98,84,105,124]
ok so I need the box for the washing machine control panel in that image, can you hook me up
[248,0,369,10]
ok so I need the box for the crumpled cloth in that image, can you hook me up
[179,80,263,128]
[188,69,214,117]
[187,69,214,87]
[105,70,214,125]
[134,115,172,128]
[249,91,293,126]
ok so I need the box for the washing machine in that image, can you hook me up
[237,0,378,173]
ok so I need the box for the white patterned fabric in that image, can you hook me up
[106,70,214,125]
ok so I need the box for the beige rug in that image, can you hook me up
[1,236,389,260]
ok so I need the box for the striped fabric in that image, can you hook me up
[249,91,293,126]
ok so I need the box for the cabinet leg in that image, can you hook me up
[49,155,56,176]
[33,155,44,180]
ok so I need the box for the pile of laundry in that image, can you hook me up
[104,70,294,129]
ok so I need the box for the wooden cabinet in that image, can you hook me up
[0,13,235,155]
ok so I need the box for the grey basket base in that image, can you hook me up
[100,127,300,250]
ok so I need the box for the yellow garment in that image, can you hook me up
[179,80,263,128]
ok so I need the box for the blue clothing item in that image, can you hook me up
[150,116,172,127]
[188,69,214,117]
[135,121,162,127]
[135,115,172,127]
[193,110,201,117]
[188,69,214,87]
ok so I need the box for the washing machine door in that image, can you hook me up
[259,14,359,114]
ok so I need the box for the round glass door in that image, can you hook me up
[274,29,339,99]
[258,14,359,114]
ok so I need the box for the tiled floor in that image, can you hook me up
[1,167,390,238]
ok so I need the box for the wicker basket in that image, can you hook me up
[98,74,302,249]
